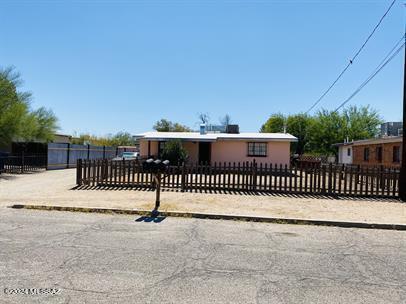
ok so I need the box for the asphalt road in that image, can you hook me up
[0,208,405,304]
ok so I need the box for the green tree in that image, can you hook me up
[286,114,315,155]
[0,67,58,146]
[110,132,134,146]
[307,110,345,155]
[161,139,188,164]
[153,119,171,132]
[153,119,191,132]
[260,113,286,133]
[342,105,381,140]
[260,106,382,156]
[0,71,28,145]
[307,106,382,155]
[26,108,58,142]
[71,131,135,146]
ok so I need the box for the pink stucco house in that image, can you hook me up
[135,130,297,165]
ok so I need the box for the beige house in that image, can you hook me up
[135,131,297,165]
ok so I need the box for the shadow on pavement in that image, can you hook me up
[135,216,166,223]
[71,184,400,203]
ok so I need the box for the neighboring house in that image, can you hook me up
[134,128,297,165]
[334,136,402,167]
[334,142,353,165]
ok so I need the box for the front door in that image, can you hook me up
[198,142,211,164]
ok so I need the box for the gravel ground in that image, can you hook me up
[1,169,405,225]
[0,208,405,304]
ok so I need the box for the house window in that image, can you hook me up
[363,147,369,162]
[393,146,400,163]
[376,146,382,162]
[158,141,166,157]
[247,142,267,157]
[347,148,351,156]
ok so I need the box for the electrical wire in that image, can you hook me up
[305,0,397,114]
[333,38,405,112]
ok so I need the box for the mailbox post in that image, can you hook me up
[143,158,170,217]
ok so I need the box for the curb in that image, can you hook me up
[9,204,406,231]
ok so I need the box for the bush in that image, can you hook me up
[161,140,188,165]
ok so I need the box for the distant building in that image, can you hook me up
[52,133,72,144]
[381,122,402,137]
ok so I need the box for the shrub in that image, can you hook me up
[161,139,188,165]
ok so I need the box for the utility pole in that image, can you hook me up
[400,32,406,201]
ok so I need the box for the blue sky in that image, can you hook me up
[0,0,404,135]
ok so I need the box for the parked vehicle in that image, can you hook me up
[113,151,139,161]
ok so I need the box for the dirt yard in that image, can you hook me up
[1,169,405,225]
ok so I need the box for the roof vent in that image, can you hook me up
[226,124,239,134]
[200,123,207,135]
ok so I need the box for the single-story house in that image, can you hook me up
[334,136,402,167]
[134,130,297,165]
[334,141,353,165]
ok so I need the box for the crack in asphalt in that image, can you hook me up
[0,209,405,304]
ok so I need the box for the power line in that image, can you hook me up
[333,38,405,113]
[305,0,397,114]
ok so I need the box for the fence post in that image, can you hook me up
[21,151,25,174]
[66,143,71,169]
[328,163,333,194]
[103,146,106,159]
[87,144,90,160]
[181,162,186,192]
[252,160,257,191]
[103,159,108,180]
[76,159,82,185]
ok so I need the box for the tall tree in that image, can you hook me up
[286,114,315,155]
[0,67,58,146]
[260,113,286,133]
[198,112,210,124]
[219,114,232,127]
[71,131,135,146]
[261,106,382,156]
[307,110,345,155]
[0,70,28,145]
[153,119,191,132]
[110,132,135,146]
[307,106,382,155]
[342,105,382,141]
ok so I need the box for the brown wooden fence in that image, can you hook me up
[76,159,399,198]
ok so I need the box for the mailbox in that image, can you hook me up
[143,158,170,173]
[142,158,170,217]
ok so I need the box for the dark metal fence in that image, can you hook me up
[76,159,399,198]
[47,143,116,170]
[0,154,47,174]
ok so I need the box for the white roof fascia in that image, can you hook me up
[134,132,298,142]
